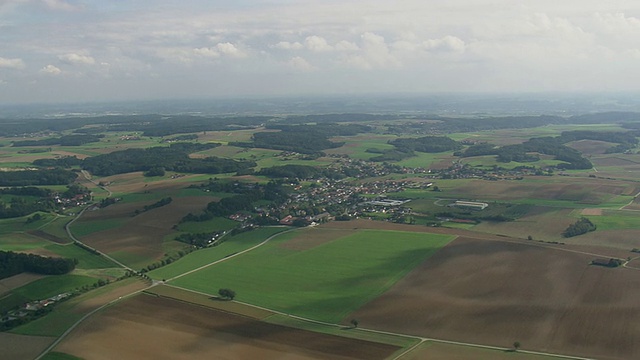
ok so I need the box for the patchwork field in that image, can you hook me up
[0,332,55,360]
[54,294,401,360]
[171,228,455,323]
[73,196,213,269]
[349,236,640,360]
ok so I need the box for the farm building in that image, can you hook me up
[453,200,489,210]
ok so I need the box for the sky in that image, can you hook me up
[0,0,639,104]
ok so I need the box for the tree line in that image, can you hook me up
[0,168,78,186]
[80,143,255,176]
[0,250,77,280]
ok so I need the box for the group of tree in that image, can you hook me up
[134,197,172,215]
[458,136,593,169]
[33,155,83,168]
[182,181,290,223]
[0,197,55,219]
[562,217,597,238]
[0,168,77,186]
[81,143,255,176]
[174,232,214,247]
[231,123,371,155]
[388,136,463,153]
[0,250,77,279]
[218,288,236,300]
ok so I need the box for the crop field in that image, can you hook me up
[12,277,148,337]
[0,274,97,315]
[0,232,52,252]
[395,176,637,209]
[0,332,55,360]
[171,228,454,323]
[176,216,237,233]
[461,155,565,169]
[325,134,396,159]
[149,226,289,280]
[54,294,401,360]
[348,236,640,360]
[472,207,575,241]
[73,196,213,269]
[403,341,573,360]
[44,243,118,269]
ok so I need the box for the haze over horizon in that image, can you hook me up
[1,0,639,105]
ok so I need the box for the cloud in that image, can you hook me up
[42,0,78,11]
[273,41,303,50]
[194,42,246,59]
[423,36,466,53]
[344,32,399,70]
[40,64,62,75]
[0,57,25,69]
[215,42,245,57]
[335,40,358,52]
[305,36,333,52]
[59,53,96,65]
[193,47,220,58]
[287,56,316,71]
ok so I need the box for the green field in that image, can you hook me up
[585,210,640,230]
[70,218,127,238]
[149,227,289,280]
[0,274,96,313]
[177,217,238,233]
[41,352,83,360]
[11,278,144,337]
[44,244,118,269]
[171,229,454,322]
[0,233,51,251]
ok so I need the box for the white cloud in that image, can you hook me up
[423,36,466,53]
[40,64,62,75]
[59,53,96,65]
[0,57,25,69]
[305,36,333,52]
[287,56,316,71]
[345,32,399,70]
[215,42,245,58]
[194,42,246,59]
[335,40,359,52]
[273,41,303,50]
[193,47,220,58]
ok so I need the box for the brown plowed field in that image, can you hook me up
[56,294,400,360]
[0,272,44,296]
[0,333,55,360]
[78,196,213,261]
[349,236,640,360]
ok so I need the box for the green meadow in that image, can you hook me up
[149,227,289,280]
[171,229,454,322]
[70,218,127,238]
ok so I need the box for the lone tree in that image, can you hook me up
[513,341,521,351]
[350,319,359,328]
[218,288,236,300]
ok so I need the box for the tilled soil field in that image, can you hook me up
[349,236,640,360]
[55,294,400,360]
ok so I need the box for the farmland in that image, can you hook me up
[171,229,453,322]
[0,112,639,360]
